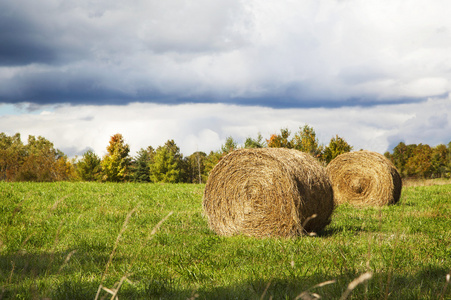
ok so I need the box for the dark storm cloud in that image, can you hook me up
[0,25,57,66]
[0,0,450,109]
[0,1,89,67]
[0,4,56,66]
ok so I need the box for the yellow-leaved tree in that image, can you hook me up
[101,133,131,182]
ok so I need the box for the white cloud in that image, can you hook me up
[1,95,450,158]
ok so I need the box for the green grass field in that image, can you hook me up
[0,181,450,299]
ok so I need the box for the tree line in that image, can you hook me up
[1,126,450,183]
[384,142,451,179]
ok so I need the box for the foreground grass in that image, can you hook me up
[0,182,450,299]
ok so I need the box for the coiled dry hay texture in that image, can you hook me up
[326,150,402,206]
[202,148,335,238]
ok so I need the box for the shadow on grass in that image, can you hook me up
[1,256,449,300]
[53,267,451,300]
[0,247,111,277]
[319,224,368,237]
[0,248,111,299]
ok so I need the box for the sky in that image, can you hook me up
[0,0,450,158]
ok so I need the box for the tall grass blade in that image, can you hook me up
[440,273,450,300]
[100,206,137,282]
[57,250,77,274]
[339,272,372,300]
[295,279,336,300]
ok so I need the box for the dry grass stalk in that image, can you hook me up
[295,279,336,300]
[260,281,272,300]
[8,261,15,285]
[339,272,373,300]
[126,211,174,271]
[96,210,173,300]
[101,207,137,282]
[57,250,77,274]
[95,275,132,300]
[203,148,335,238]
[326,151,402,206]
[440,273,451,300]
[50,195,69,211]
[19,195,68,249]
[149,211,174,236]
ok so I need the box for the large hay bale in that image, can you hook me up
[326,150,402,206]
[202,148,335,238]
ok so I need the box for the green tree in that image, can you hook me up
[292,125,324,157]
[101,133,131,182]
[195,136,239,182]
[150,147,178,183]
[244,133,266,149]
[203,150,222,182]
[77,150,102,181]
[150,140,182,183]
[166,140,185,181]
[221,136,238,154]
[131,147,154,182]
[185,151,207,183]
[389,142,416,177]
[447,142,451,177]
[323,135,353,164]
[405,144,433,178]
[431,144,448,178]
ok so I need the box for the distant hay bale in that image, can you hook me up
[326,151,402,206]
[202,148,335,238]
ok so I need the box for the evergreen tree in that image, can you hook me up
[131,147,154,182]
[149,140,182,183]
[221,136,238,154]
[101,133,131,182]
[292,125,324,157]
[323,135,353,164]
[244,133,266,148]
[150,146,179,183]
[266,125,325,158]
[77,150,102,181]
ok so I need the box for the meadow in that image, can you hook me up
[0,181,450,299]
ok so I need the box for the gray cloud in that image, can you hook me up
[0,0,451,108]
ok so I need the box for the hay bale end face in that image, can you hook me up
[202,148,335,238]
[326,150,402,206]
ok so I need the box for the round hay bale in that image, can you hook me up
[326,150,402,206]
[202,148,335,238]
